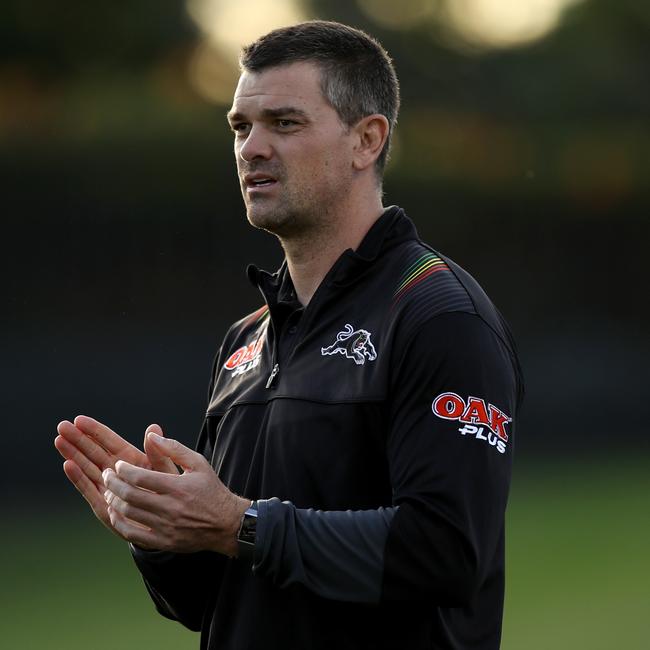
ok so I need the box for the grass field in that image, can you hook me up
[3,456,648,649]
[502,456,650,649]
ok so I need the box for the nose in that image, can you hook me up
[237,124,273,163]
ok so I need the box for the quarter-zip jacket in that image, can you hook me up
[132,206,524,650]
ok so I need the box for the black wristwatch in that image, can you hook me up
[237,501,258,562]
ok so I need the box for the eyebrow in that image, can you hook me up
[226,106,310,123]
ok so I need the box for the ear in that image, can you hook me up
[351,114,390,172]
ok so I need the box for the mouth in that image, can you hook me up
[244,174,278,191]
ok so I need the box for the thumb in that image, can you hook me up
[144,425,179,474]
[146,432,200,472]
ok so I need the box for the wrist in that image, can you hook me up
[227,496,253,557]
[219,495,251,558]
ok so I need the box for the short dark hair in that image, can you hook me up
[240,21,400,174]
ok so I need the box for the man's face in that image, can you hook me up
[228,61,355,237]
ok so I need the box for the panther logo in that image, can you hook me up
[321,324,377,366]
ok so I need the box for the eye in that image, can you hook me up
[277,119,298,129]
[231,122,250,135]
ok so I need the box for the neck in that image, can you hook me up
[280,191,384,306]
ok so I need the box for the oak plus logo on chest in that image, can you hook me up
[432,392,511,454]
[321,323,377,366]
[224,334,265,378]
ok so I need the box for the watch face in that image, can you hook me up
[237,503,258,563]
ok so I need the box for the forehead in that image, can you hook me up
[230,61,330,116]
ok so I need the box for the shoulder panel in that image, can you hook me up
[390,243,475,338]
[237,304,270,332]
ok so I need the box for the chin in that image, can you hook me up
[245,195,322,239]
[247,207,295,236]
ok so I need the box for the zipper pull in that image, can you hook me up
[266,363,280,389]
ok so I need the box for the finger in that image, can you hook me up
[74,415,148,466]
[102,468,167,511]
[63,460,111,528]
[114,460,178,493]
[55,435,104,485]
[107,507,160,549]
[144,425,179,475]
[57,421,114,471]
[146,423,163,436]
[104,490,161,530]
[146,433,203,472]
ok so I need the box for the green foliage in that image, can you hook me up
[0,0,195,75]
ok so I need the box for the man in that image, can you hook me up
[55,21,523,650]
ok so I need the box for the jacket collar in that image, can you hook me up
[347,205,416,263]
[247,205,418,301]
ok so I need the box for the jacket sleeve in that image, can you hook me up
[130,545,226,631]
[130,353,227,631]
[252,311,520,606]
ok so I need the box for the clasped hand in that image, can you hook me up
[55,416,249,556]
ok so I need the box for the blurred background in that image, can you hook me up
[2,0,648,648]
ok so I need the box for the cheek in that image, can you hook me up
[323,147,353,182]
[283,134,352,187]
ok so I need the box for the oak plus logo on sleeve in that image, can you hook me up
[432,392,511,454]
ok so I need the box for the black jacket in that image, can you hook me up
[132,206,524,649]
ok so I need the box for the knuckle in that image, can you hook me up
[109,495,121,513]
[174,483,189,500]
[167,501,181,519]
[122,484,135,502]
[168,528,182,548]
